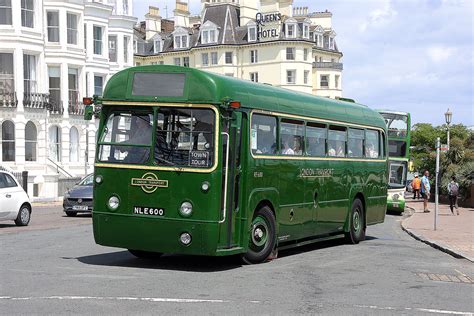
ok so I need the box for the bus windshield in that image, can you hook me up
[389,160,407,188]
[382,113,408,138]
[97,107,216,168]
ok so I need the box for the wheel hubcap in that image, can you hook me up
[353,210,361,233]
[21,208,29,223]
[251,216,268,248]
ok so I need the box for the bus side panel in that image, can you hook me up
[305,159,329,236]
[317,160,350,234]
[278,159,311,241]
[366,162,387,224]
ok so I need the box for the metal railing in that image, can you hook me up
[0,92,18,108]
[68,91,85,116]
[23,92,50,109]
[313,62,343,70]
[48,99,64,115]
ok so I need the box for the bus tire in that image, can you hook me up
[345,198,366,244]
[128,249,163,259]
[242,206,276,264]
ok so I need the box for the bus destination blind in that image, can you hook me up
[132,72,185,97]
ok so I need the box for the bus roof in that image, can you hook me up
[101,65,386,130]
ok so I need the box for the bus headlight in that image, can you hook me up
[95,175,103,184]
[179,201,193,217]
[108,196,120,210]
[180,232,192,245]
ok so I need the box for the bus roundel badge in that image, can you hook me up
[131,172,168,194]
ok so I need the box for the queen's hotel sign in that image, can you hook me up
[255,12,282,41]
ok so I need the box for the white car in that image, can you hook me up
[0,171,32,226]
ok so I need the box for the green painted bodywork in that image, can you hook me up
[378,111,411,213]
[92,65,388,256]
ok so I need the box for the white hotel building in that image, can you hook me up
[0,0,136,198]
[135,0,343,97]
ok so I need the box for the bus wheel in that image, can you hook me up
[128,249,163,259]
[345,198,366,244]
[242,206,276,264]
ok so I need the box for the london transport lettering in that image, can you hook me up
[255,12,282,39]
[299,168,334,178]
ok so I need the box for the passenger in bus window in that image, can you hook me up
[366,143,378,158]
[328,141,344,157]
[282,136,295,155]
[293,136,303,155]
[122,115,152,163]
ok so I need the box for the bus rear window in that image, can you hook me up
[132,72,185,97]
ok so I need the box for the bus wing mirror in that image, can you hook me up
[84,105,94,121]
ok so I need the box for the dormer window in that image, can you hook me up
[247,21,257,42]
[313,25,324,47]
[302,19,311,39]
[154,39,161,53]
[285,18,297,39]
[172,27,190,49]
[174,35,188,49]
[200,21,219,45]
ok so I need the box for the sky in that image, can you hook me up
[132,0,473,126]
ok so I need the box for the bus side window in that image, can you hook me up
[251,114,277,155]
[348,128,364,157]
[328,126,346,157]
[365,129,380,158]
[280,119,304,156]
[306,122,326,157]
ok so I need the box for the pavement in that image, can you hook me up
[403,198,474,262]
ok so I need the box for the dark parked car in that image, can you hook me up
[63,174,93,217]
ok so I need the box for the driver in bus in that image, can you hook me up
[122,115,152,163]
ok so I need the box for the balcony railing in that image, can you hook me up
[0,92,18,108]
[68,91,84,116]
[23,92,50,109]
[313,62,343,70]
[68,100,85,116]
[48,99,64,115]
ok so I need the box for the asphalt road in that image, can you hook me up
[1,205,473,315]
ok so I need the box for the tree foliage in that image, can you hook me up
[410,123,473,199]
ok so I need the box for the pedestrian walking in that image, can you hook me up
[412,174,421,199]
[448,176,460,215]
[420,170,431,213]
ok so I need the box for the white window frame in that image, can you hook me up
[286,70,296,84]
[174,57,181,66]
[23,54,37,94]
[93,25,103,55]
[225,51,233,64]
[21,0,34,28]
[335,75,340,89]
[123,35,130,63]
[285,20,297,39]
[47,11,60,43]
[248,22,257,42]
[0,0,12,25]
[304,70,309,85]
[304,48,308,61]
[67,13,78,45]
[320,74,329,88]
[108,35,117,62]
[286,47,295,60]
[202,53,209,66]
[183,56,189,67]
[211,52,218,65]
[303,24,309,39]
[250,50,258,64]
[250,72,258,83]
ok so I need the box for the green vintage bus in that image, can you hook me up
[378,111,411,213]
[86,65,388,263]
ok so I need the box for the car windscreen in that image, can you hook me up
[79,174,94,186]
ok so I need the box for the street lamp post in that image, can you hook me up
[444,108,452,150]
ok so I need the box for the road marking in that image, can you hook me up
[355,305,473,315]
[0,296,236,303]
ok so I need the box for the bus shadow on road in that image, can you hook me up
[76,251,243,272]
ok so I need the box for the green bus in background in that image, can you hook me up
[85,65,388,263]
[378,111,411,213]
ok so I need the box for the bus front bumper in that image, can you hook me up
[93,212,241,256]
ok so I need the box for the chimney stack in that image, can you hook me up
[145,6,162,40]
[174,0,190,28]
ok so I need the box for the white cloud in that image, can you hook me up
[359,0,397,32]
[427,46,457,63]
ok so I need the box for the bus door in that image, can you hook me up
[220,110,243,249]
[317,126,349,234]
[278,119,309,240]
